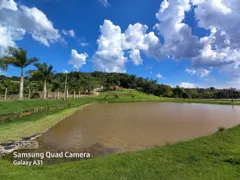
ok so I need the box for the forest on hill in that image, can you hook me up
[1,71,239,100]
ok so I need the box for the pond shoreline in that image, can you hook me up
[0,103,95,153]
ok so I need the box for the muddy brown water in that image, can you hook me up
[35,102,239,160]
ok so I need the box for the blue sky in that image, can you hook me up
[0,0,240,89]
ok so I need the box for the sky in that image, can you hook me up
[0,0,240,89]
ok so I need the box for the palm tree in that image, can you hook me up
[29,62,54,99]
[51,78,63,99]
[0,59,8,70]
[1,47,38,100]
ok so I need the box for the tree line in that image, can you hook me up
[0,47,240,100]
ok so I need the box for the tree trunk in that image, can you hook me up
[43,80,47,99]
[79,90,81,97]
[57,91,60,99]
[4,88,7,100]
[73,90,76,99]
[64,74,68,100]
[28,88,31,100]
[19,68,24,100]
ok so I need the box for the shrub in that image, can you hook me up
[31,92,40,99]
[218,127,225,132]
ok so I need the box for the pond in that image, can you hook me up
[35,102,240,159]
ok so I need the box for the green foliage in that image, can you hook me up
[0,58,240,99]
[218,127,226,132]
[29,62,54,81]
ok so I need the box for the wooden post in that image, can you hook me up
[79,90,81,97]
[57,91,60,99]
[73,90,76,99]
[4,88,7,100]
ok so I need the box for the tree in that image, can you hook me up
[1,47,38,100]
[51,78,63,99]
[173,86,184,98]
[0,59,8,70]
[29,62,54,99]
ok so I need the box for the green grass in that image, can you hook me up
[0,97,97,115]
[0,125,239,180]
[0,107,85,142]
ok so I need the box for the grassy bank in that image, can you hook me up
[0,97,96,115]
[0,125,239,180]
[0,107,84,142]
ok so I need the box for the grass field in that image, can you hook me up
[0,125,239,180]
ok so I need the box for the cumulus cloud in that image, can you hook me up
[0,0,61,56]
[185,68,211,77]
[0,0,17,11]
[93,0,240,77]
[92,20,127,72]
[152,0,240,81]
[62,29,75,37]
[98,0,110,7]
[68,49,88,70]
[179,82,196,89]
[92,20,160,72]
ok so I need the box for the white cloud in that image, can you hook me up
[0,0,61,56]
[92,20,160,72]
[68,49,88,70]
[129,49,142,65]
[185,68,211,77]
[156,73,164,79]
[63,69,69,74]
[62,29,75,37]
[198,68,211,78]
[98,0,110,7]
[179,82,196,88]
[152,0,240,81]
[80,42,90,47]
[68,30,75,37]
[185,68,197,75]
[0,0,18,11]
[92,20,127,73]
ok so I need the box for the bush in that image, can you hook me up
[114,94,119,99]
[31,92,40,99]
[218,127,225,132]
